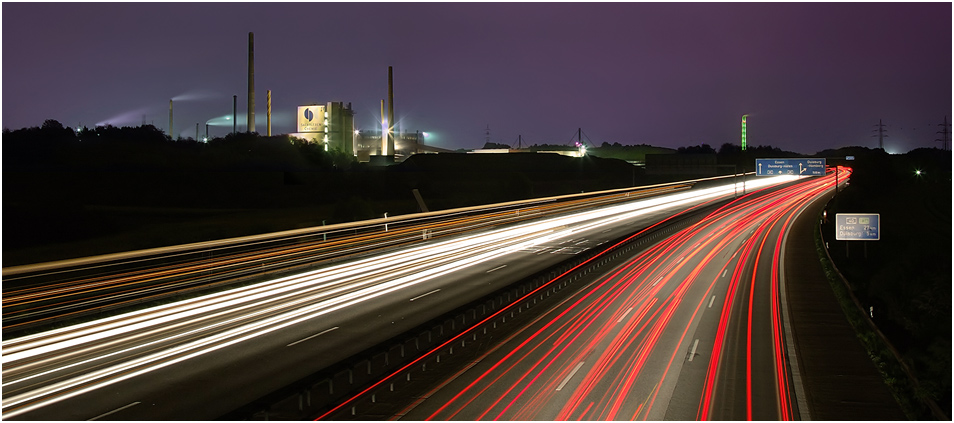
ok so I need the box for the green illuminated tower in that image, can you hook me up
[741,114,748,151]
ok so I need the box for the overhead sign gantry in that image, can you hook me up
[755,158,826,176]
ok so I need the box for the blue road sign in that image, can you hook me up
[755,158,826,176]
[835,213,880,241]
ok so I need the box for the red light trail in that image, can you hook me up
[377,168,849,421]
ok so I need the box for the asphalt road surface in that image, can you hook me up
[395,171,842,420]
[1,175,797,420]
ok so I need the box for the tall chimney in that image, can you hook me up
[380,99,387,155]
[387,66,394,155]
[233,95,237,134]
[266,90,272,136]
[247,32,255,133]
[169,99,173,139]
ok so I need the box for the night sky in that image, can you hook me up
[3,2,951,154]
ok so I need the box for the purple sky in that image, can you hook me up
[3,2,950,154]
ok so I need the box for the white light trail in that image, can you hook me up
[1,176,795,419]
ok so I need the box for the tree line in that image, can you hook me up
[3,120,355,173]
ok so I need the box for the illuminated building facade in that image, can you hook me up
[290,102,355,155]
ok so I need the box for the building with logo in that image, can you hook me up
[290,102,355,155]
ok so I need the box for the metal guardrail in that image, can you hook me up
[4,178,742,335]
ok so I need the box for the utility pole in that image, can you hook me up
[873,119,888,150]
[485,124,491,146]
[935,116,950,150]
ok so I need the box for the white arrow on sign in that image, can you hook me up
[799,163,806,174]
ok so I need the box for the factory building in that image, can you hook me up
[290,102,356,155]
[355,129,428,162]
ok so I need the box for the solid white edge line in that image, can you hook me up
[87,401,140,421]
[287,327,339,347]
[556,362,586,391]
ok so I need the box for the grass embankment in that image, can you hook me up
[815,221,933,420]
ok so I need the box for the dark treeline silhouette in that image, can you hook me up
[3,120,354,173]
[2,121,639,264]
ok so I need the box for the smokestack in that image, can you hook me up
[233,95,237,134]
[387,66,394,155]
[267,90,271,136]
[247,32,255,133]
[169,99,173,139]
[380,99,387,155]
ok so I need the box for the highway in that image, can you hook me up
[1,175,797,420]
[3,183,690,334]
[384,168,847,420]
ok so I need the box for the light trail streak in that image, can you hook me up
[392,171,842,421]
[2,176,791,420]
[3,184,692,332]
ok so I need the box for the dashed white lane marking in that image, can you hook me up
[486,265,507,273]
[688,339,700,362]
[409,289,441,302]
[287,327,339,347]
[88,402,140,421]
[556,362,586,391]
[617,307,634,323]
